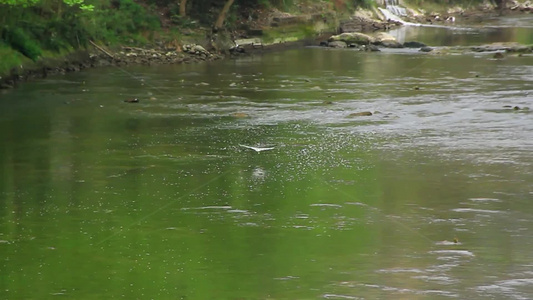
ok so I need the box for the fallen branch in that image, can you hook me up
[89,40,115,59]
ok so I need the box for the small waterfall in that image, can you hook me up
[378,0,416,26]
[379,0,463,29]
[378,7,406,24]
[385,0,407,16]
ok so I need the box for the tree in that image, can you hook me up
[213,0,235,31]
[179,0,188,17]
[0,0,39,6]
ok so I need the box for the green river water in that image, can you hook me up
[1,19,533,299]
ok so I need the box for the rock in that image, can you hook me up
[504,105,530,111]
[231,112,249,118]
[348,111,373,117]
[192,45,209,55]
[124,98,139,103]
[382,40,403,48]
[0,81,14,89]
[347,43,363,49]
[340,15,399,33]
[420,46,433,52]
[493,52,505,59]
[470,43,532,53]
[339,20,364,33]
[447,6,464,14]
[329,32,375,45]
[183,44,211,57]
[363,44,380,52]
[373,32,403,48]
[230,45,245,54]
[403,41,427,48]
[271,15,305,26]
[328,41,348,48]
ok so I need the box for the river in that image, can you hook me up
[1,18,532,299]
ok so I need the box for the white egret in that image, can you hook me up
[239,144,275,152]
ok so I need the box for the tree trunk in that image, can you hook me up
[495,0,507,15]
[179,0,187,17]
[213,0,235,31]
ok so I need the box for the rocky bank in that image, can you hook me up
[1,1,531,89]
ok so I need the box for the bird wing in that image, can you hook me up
[239,144,275,152]
[239,144,255,150]
[257,147,275,152]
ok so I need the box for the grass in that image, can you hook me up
[0,43,31,78]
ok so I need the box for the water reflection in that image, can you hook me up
[388,15,533,45]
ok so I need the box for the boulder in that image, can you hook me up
[420,46,433,52]
[348,43,363,50]
[328,41,348,48]
[373,32,403,48]
[183,44,211,57]
[329,32,375,45]
[348,111,373,117]
[0,82,14,89]
[403,41,427,48]
[363,44,380,52]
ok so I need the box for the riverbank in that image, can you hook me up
[1,0,531,90]
[0,44,226,89]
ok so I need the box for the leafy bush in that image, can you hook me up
[1,27,42,61]
[354,0,374,8]
[115,0,160,32]
[0,42,27,76]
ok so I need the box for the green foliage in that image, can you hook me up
[1,27,42,61]
[0,0,39,7]
[354,0,374,8]
[70,0,160,44]
[270,0,295,10]
[170,15,199,28]
[75,0,160,44]
[0,0,162,67]
[257,0,271,8]
[168,3,199,28]
[224,2,240,28]
[0,42,29,75]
